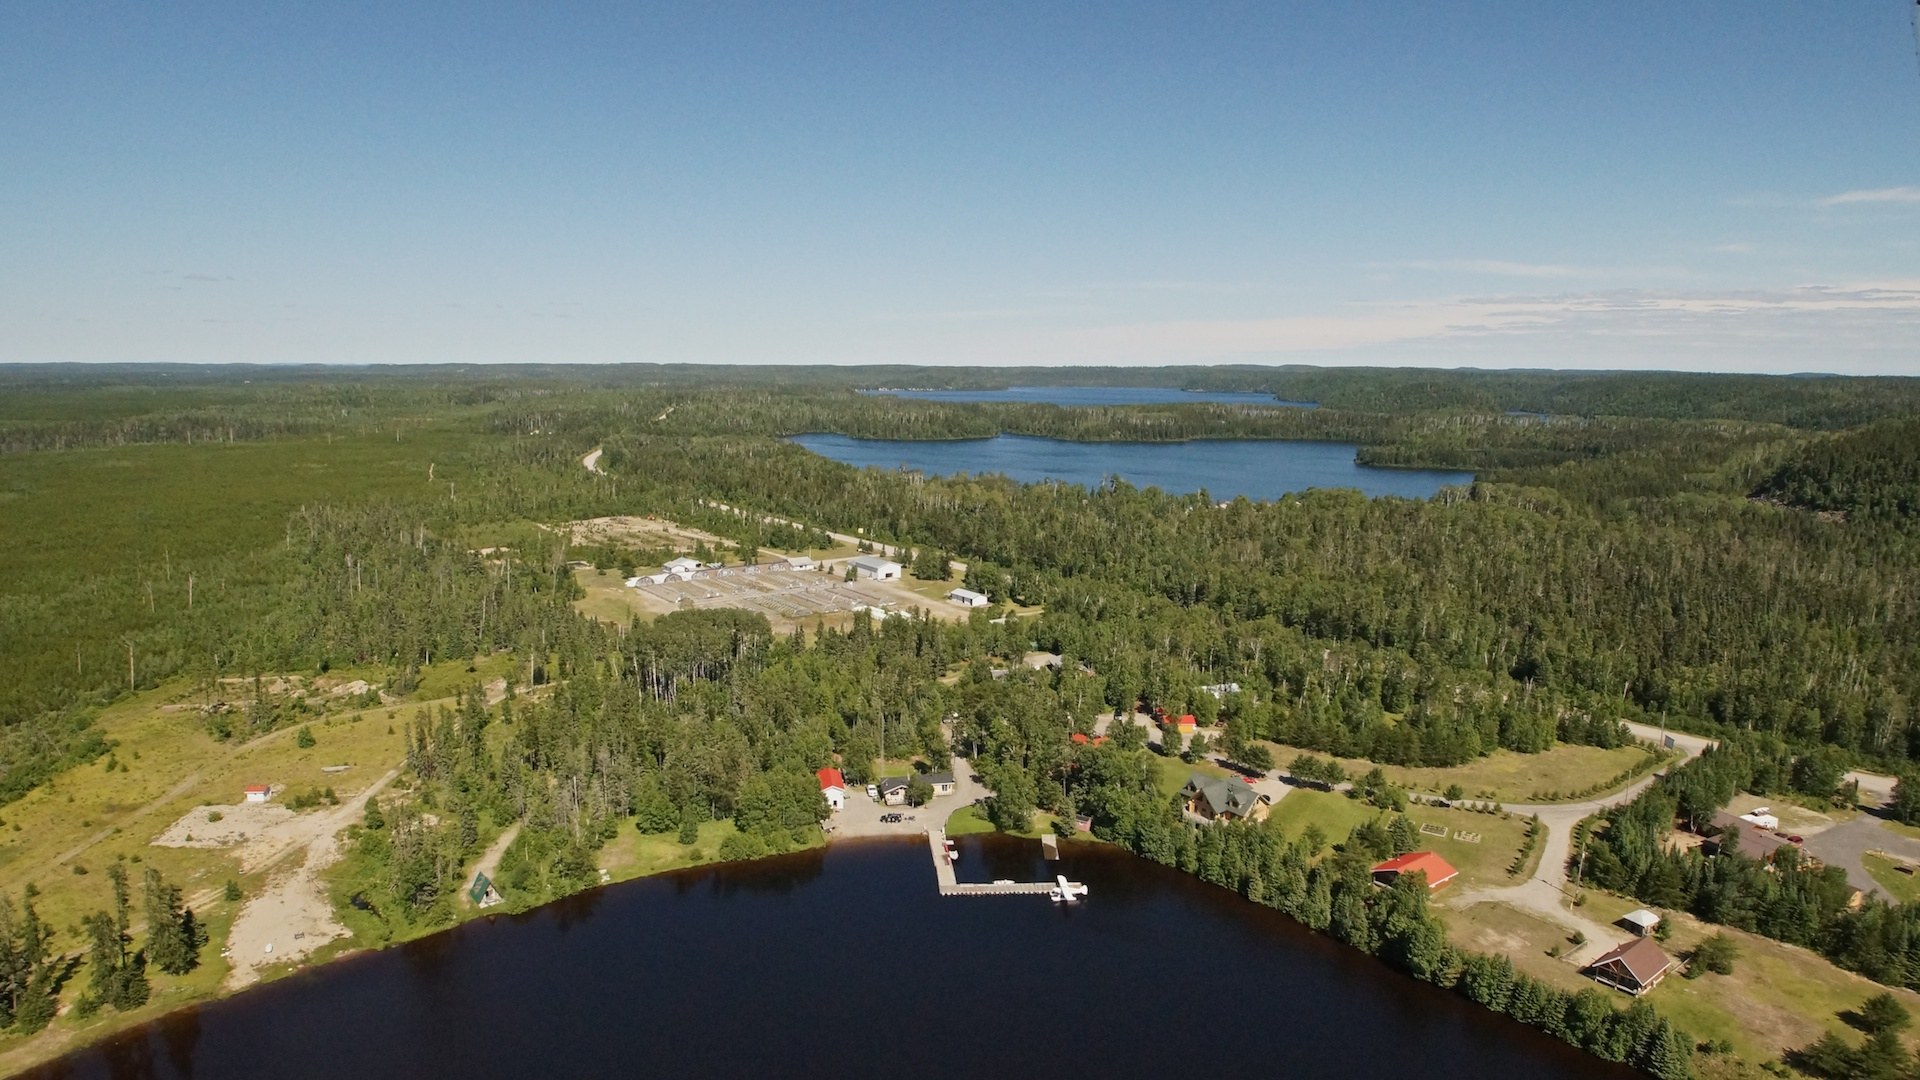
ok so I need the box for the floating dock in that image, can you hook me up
[928,830,1085,897]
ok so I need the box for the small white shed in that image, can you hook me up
[947,588,990,608]
[1621,909,1662,937]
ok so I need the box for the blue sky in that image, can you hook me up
[4,2,1918,372]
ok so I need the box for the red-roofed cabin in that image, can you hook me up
[243,785,270,804]
[1069,733,1109,747]
[1173,714,1197,731]
[1370,851,1459,891]
[816,768,846,812]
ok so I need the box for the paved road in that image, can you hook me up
[1802,814,1920,896]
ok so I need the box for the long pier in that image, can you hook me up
[928,830,1083,897]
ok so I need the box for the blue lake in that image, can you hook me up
[791,433,1472,501]
[863,385,1314,407]
[40,840,1629,1080]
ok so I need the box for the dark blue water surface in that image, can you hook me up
[863,385,1314,407]
[34,839,1630,1080]
[791,433,1472,501]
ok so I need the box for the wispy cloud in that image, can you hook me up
[1819,186,1920,206]
[871,303,1099,323]
[1373,259,1588,279]
[1055,281,1920,372]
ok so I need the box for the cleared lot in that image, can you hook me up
[582,563,972,629]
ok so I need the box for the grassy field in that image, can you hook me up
[1264,740,1663,803]
[1533,887,1920,1067]
[1864,853,1920,903]
[0,671,453,1074]
[596,818,747,879]
[0,678,427,936]
[1446,890,1920,1070]
[1252,787,1531,887]
[571,566,650,624]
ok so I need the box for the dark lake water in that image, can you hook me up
[863,385,1314,408]
[791,433,1472,501]
[35,838,1630,1080]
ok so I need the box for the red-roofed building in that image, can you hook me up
[1172,714,1197,731]
[816,768,846,812]
[1069,733,1109,747]
[243,784,270,804]
[1370,852,1458,891]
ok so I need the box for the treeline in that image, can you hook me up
[14,363,1914,428]
[339,602,1033,927]
[1062,745,1691,1079]
[1580,739,1920,990]
[599,432,1919,769]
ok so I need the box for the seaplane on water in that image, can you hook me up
[1050,875,1089,903]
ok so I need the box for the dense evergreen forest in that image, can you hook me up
[5,363,1919,1076]
[3,364,1916,801]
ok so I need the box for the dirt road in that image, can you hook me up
[222,767,399,989]
[1449,727,1712,964]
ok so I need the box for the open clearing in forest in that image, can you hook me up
[0,660,502,960]
[1263,740,1663,803]
[555,515,731,551]
[573,563,971,631]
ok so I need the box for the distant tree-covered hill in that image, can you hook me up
[1754,418,1920,521]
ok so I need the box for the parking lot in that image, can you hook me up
[825,758,991,838]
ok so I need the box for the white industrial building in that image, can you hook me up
[947,588,990,607]
[848,555,902,581]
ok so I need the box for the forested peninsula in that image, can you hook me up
[2,364,1918,1080]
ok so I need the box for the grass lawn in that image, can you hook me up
[1864,853,1920,903]
[1400,805,1532,888]
[597,818,745,880]
[1265,740,1665,803]
[944,805,996,836]
[1265,790,1380,845]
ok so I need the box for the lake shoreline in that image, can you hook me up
[788,431,1474,501]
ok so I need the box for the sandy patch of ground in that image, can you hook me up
[152,801,299,864]
[553,515,729,551]
[219,768,398,989]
